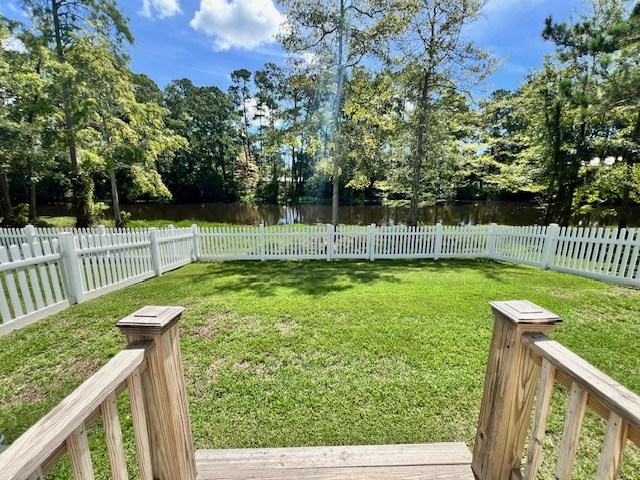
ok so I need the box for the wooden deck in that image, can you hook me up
[195,443,474,479]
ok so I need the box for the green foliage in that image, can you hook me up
[119,210,132,227]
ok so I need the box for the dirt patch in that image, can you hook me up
[71,357,102,378]
[207,359,225,382]
[274,320,296,335]
[232,360,272,379]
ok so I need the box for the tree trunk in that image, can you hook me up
[51,0,93,227]
[331,0,346,226]
[110,170,122,228]
[29,174,37,224]
[409,71,431,227]
[0,160,13,226]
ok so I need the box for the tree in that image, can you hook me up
[163,79,241,202]
[20,0,133,227]
[279,0,404,224]
[229,68,255,191]
[393,0,496,225]
[74,39,184,227]
[537,0,630,225]
[0,18,53,225]
[342,67,400,201]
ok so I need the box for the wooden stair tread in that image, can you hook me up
[196,443,474,479]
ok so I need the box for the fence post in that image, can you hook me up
[327,224,334,261]
[367,223,376,261]
[58,232,84,304]
[149,228,162,276]
[434,222,443,260]
[487,223,497,259]
[472,300,561,480]
[98,224,107,236]
[117,306,197,480]
[24,224,36,247]
[259,223,266,261]
[191,224,199,261]
[541,223,560,270]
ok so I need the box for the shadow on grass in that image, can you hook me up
[188,258,531,297]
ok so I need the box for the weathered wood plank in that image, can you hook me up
[195,443,471,470]
[595,412,628,480]
[67,424,95,480]
[196,464,474,480]
[196,443,473,480]
[127,367,154,480]
[523,358,556,480]
[555,382,588,480]
[101,392,128,480]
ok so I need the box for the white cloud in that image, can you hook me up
[140,0,181,19]
[190,0,285,51]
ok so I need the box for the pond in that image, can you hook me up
[39,201,639,227]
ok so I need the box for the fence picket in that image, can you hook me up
[32,242,54,306]
[43,240,64,303]
[21,244,45,310]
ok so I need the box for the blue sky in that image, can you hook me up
[4,0,586,93]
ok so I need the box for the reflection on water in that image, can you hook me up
[38,201,639,227]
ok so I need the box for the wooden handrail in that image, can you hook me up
[0,340,153,480]
[474,300,640,480]
[524,332,640,447]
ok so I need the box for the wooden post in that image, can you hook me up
[472,300,562,480]
[117,306,196,480]
[58,232,84,304]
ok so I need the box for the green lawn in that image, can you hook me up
[1,259,639,478]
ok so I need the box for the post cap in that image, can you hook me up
[117,306,185,336]
[490,300,561,325]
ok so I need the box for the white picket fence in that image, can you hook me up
[0,222,639,336]
[0,225,193,335]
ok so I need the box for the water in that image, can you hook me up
[38,201,640,226]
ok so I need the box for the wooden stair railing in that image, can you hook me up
[0,306,196,480]
[473,300,640,480]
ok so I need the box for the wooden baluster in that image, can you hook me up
[101,392,128,480]
[524,358,556,480]
[595,412,628,480]
[555,382,588,479]
[117,306,196,480]
[67,424,95,480]
[472,300,561,480]
[127,368,154,480]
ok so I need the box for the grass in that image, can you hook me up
[0,259,639,478]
